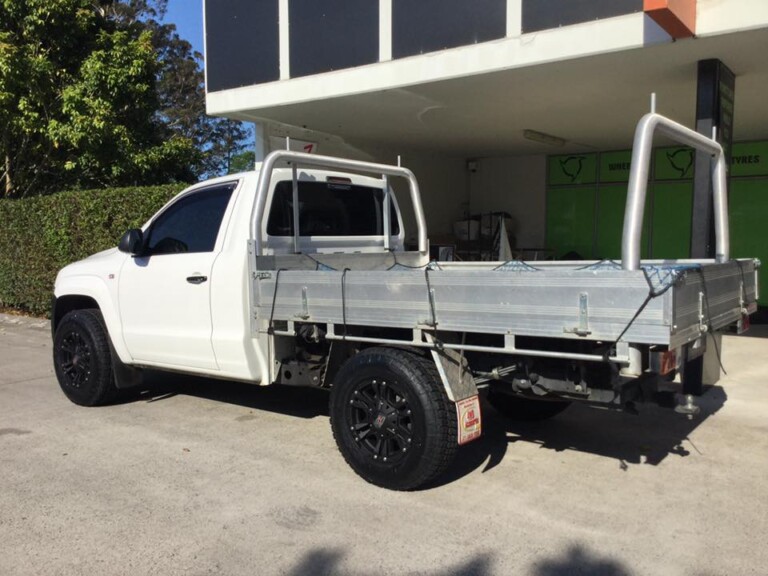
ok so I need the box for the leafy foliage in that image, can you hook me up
[0,0,249,198]
[48,28,198,187]
[229,151,257,174]
[98,0,250,178]
[0,184,183,315]
[0,0,99,196]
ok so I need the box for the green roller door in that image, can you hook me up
[730,179,768,305]
[595,184,651,260]
[544,142,768,296]
[650,182,693,259]
[546,186,596,259]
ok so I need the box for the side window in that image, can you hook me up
[146,183,236,255]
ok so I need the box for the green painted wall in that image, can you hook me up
[545,186,596,259]
[650,182,693,259]
[546,141,768,305]
[594,184,650,260]
[730,178,768,305]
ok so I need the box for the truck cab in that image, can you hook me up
[53,166,406,384]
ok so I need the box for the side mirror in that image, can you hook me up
[118,229,144,255]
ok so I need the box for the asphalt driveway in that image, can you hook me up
[1,313,767,576]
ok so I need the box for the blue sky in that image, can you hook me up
[164,0,204,55]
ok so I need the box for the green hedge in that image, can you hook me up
[0,184,184,316]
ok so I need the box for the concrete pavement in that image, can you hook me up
[1,312,767,575]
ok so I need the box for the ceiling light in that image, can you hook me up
[523,129,567,147]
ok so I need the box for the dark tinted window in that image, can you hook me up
[522,0,642,33]
[393,0,506,58]
[146,184,236,255]
[267,181,400,237]
[205,0,279,91]
[289,0,379,78]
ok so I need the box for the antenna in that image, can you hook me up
[650,92,657,114]
[397,155,402,167]
[285,136,291,151]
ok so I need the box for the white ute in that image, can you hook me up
[52,112,759,490]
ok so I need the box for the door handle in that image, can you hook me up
[186,275,208,284]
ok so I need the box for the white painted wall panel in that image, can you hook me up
[469,155,547,249]
[697,0,768,37]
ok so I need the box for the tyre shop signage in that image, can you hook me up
[730,142,768,178]
[549,140,768,186]
[548,153,597,185]
[654,147,696,180]
[599,150,632,183]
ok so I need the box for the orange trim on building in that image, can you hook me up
[644,0,696,39]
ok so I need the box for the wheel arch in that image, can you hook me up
[52,295,99,334]
[53,279,131,364]
[326,341,477,405]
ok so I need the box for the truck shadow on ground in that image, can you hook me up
[135,370,331,419]
[734,322,768,338]
[286,544,630,575]
[134,372,726,487]
[435,385,727,487]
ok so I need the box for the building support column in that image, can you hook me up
[685,59,735,396]
[691,59,735,260]
[254,123,268,164]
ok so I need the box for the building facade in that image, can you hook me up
[204,0,768,303]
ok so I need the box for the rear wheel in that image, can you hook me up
[53,309,118,406]
[330,347,457,490]
[487,391,570,421]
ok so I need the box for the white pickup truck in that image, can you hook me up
[52,113,759,490]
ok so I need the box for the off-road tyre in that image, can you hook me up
[53,309,118,406]
[487,391,570,421]
[330,347,457,490]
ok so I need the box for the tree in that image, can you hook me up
[0,0,100,196]
[48,28,199,187]
[0,0,249,198]
[229,150,256,174]
[104,0,250,178]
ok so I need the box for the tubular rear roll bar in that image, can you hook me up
[623,113,729,271]
[249,113,729,271]
[250,151,429,257]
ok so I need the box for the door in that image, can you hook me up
[118,183,236,370]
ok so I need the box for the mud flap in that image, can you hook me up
[455,395,482,445]
[425,333,481,445]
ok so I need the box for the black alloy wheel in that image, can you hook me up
[346,377,414,466]
[53,309,118,406]
[330,347,457,490]
[58,329,93,390]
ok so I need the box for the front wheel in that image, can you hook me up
[53,309,118,406]
[330,347,457,490]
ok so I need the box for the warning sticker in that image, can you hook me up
[456,395,482,445]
